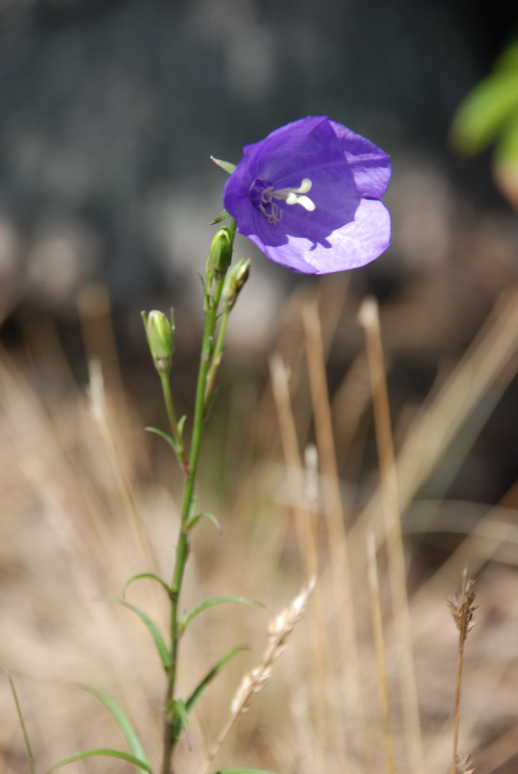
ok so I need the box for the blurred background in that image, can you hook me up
[3,1,518,773]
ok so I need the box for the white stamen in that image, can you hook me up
[257,178,315,225]
[272,178,315,211]
[285,193,315,211]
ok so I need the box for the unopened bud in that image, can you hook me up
[142,309,175,373]
[222,259,251,312]
[207,226,233,282]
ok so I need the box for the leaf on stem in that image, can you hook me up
[46,749,154,774]
[177,415,187,438]
[185,511,221,532]
[180,597,263,632]
[104,598,171,671]
[146,427,179,456]
[76,686,151,774]
[184,646,248,715]
[210,157,237,175]
[209,209,231,225]
[123,573,172,599]
[166,699,192,748]
[4,664,36,774]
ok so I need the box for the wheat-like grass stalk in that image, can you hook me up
[198,576,315,774]
[449,566,477,774]
[359,296,426,774]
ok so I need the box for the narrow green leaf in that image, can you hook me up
[210,156,237,175]
[181,597,263,631]
[168,699,192,748]
[77,686,151,774]
[46,749,154,774]
[187,493,197,519]
[146,426,179,456]
[177,415,187,438]
[451,71,518,154]
[185,511,221,532]
[185,646,247,713]
[123,573,172,599]
[104,598,170,671]
[209,209,231,225]
[4,665,36,774]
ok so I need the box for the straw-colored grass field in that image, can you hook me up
[2,275,518,774]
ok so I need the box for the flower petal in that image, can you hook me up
[329,120,392,199]
[249,199,391,274]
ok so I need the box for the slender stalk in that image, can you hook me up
[4,665,36,774]
[161,274,226,774]
[204,308,230,412]
[159,370,187,469]
[449,567,477,774]
[359,296,425,774]
[366,530,396,774]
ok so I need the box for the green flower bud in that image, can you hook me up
[221,258,251,312]
[142,309,175,373]
[207,226,233,281]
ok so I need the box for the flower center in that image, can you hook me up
[249,178,315,225]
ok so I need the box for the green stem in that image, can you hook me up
[159,370,187,470]
[161,274,226,774]
[204,308,230,413]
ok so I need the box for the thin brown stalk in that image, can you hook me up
[366,530,396,774]
[359,296,425,774]
[198,578,315,774]
[349,287,518,586]
[269,354,332,771]
[302,300,366,755]
[448,567,477,774]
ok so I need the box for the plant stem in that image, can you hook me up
[159,370,187,470]
[204,308,230,412]
[161,275,226,774]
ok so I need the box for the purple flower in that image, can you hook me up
[223,116,391,274]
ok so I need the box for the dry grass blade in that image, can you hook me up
[366,531,396,774]
[456,753,475,774]
[302,300,366,756]
[349,287,518,580]
[359,296,425,774]
[197,577,315,774]
[449,567,477,774]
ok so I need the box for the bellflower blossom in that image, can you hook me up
[223,116,391,274]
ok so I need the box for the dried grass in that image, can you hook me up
[1,280,518,774]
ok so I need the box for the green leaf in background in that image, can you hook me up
[180,597,263,632]
[77,686,151,774]
[450,70,518,155]
[210,157,237,175]
[123,573,172,599]
[46,749,154,774]
[4,665,36,774]
[494,116,518,165]
[104,598,171,671]
[185,645,247,714]
[185,511,221,532]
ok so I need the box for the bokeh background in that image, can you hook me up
[3,2,518,773]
